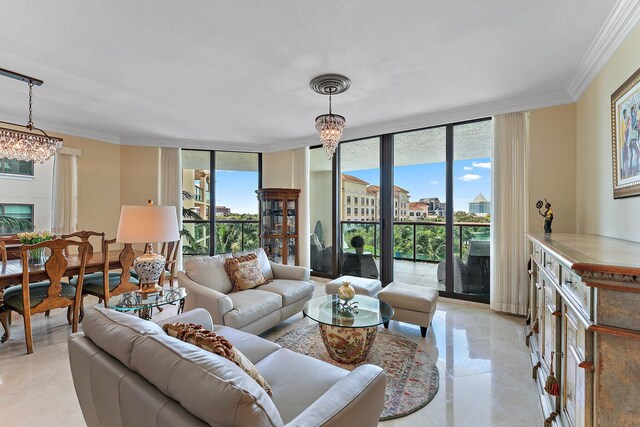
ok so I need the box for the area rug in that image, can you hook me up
[274,324,439,420]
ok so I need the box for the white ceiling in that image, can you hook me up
[0,1,635,152]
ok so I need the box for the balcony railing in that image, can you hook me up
[341,220,490,262]
[182,219,259,256]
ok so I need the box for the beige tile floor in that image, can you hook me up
[0,280,542,427]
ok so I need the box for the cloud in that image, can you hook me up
[429,180,438,184]
[459,174,482,181]
[463,166,473,171]
[472,161,491,169]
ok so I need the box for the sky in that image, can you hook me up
[345,157,491,212]
[210,156,491,215]
[214,170,260,214]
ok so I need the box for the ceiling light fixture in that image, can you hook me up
[311,74,350,159]
[0,68,62,163]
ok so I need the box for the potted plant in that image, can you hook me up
[350,235,365,254]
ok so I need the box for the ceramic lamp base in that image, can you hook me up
[133,251,166,294]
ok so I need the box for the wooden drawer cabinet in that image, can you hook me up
[527,233,640,427]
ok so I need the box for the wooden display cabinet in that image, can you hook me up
[256,188,300,265]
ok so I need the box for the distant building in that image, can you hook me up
[469,193,490,215]
[409,202,429,219]
[419,197,445,217]
[341,174,410,221]
[215,206,231,216]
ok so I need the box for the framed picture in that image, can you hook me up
[612,66,640,198]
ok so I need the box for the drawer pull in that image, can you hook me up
[544,411,559,427]
[578,361,595,371]
[564,278,573,286]
[532,361,542,379]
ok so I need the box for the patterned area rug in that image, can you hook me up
[274,324,439,420]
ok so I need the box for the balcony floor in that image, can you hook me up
[392,259,443,290]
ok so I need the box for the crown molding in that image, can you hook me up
[0,110,121,144]
[567,0,640,100]
[262,89,575,152]
[119,136,265,152]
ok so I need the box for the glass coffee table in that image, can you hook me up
[108,287,188,320]
[303,294,394,364]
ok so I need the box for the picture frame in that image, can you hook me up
[611,66,640,198]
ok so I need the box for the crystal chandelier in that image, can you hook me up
[0,68,62,163]
[310,74,350,159]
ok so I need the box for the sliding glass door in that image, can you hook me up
[325,118,492,302]
[393,127,447,291]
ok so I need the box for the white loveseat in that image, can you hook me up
[69,307,386,426]
[178,248,314,335]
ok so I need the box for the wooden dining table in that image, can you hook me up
[0,250,124,289]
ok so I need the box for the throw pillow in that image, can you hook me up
[224,253,268,292]
[163,322,272,396]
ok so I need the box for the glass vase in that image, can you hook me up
[28,247,46,265]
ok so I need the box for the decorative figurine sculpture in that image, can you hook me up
[536,199,553,233]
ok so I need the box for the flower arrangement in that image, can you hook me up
[17,231,54,264]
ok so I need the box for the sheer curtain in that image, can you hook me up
[490,112,529,315]
[52,148,80,235]
[159,147,182,270]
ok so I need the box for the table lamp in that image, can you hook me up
[116,201,180,294]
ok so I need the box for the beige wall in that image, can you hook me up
[120,145,160,207]
[528,103,577,234]
[262,148,310,267]
[262,150,295,188]
[576,23,640,242]
[58,133,121,240]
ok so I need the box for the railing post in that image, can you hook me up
[241,221,245,251]
[413,223,417,262]
[373,224,378,258]
[459,224,463,258]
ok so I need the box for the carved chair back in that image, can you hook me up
[161,240,180,286]
[61,230,106,258]
[101,239,139,301]
[0,240,6,264]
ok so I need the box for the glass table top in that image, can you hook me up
[108,287,188,312]
[303,295,394,328]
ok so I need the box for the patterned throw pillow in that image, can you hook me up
[163,322,272,396]
[224,253,268,292]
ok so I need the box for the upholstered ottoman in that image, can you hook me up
[325,275,382,297]
[378,281,438,337]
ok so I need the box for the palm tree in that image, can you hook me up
[0,216,34,234]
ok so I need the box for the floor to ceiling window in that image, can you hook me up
[181,150,260,257]
[326,118,492,302]
[309,146,335,275]
[393,126,447,290]
[339,138,381,279]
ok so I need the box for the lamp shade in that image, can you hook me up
[116,205,180,244]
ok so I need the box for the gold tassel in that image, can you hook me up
[532,318,539,334]
[544,411,558,427]
[544,352,560,397]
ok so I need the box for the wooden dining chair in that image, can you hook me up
[0,240,6,266]
[60,230,105,259]
[81,239,139,308]
[0,239,89,354]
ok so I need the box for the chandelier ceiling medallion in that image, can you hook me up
[0,68,62,163]
[310,73,350,159]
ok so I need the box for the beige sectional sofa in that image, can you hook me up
[69,307,386,427]
[178,249,314,335]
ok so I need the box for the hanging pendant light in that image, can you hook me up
[0,68,62,163]
[310,74,350,159]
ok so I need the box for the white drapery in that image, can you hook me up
[159,147,183,270]
[490,112,529,315]
[51,148,80,235]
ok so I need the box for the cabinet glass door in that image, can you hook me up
[286,200,296,235]
[262,200,284,236]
